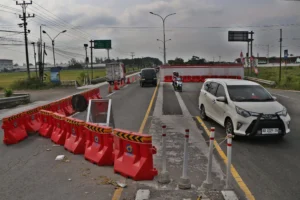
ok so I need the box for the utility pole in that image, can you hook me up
[279,29,282,83]
[267,44,269,63]
[90,40,94,79]
[31,42,37,77]
[17,0,35,79]
[107,49,110,60]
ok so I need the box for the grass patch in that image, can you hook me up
[246,66,300,90]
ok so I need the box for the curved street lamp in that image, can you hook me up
[43,29,67,67]
[150,12,176,64]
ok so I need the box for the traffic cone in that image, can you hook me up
[108,84,113,93]
[114,81,119,90]
[127,77,131,84]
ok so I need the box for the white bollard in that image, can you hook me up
[179,129,191,190]
[158,125,170,184]
[204,127,215,186]
[225,134,233,189]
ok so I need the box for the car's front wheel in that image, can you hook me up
[225,118,236,138]
[200,105,207,120]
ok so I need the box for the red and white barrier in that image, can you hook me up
[160,64,244,83]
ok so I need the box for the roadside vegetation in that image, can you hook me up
[0,67,140,90]
[246,66,300,91]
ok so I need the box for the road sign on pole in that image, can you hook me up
[284,49,288,59]
[228,31,249,42]
[94,40,112,49]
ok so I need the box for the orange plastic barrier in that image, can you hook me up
[82,90,93,101]
[50,113,66,145]
[92,88,101,99]
[24,107,41,133]
[84,123,114,166]
[113,129,158,181]
[64,117,86,154]
[164,76,172,82]
[39,110,54,138]
[2,113,27,145]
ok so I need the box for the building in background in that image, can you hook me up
[0,59,13,71]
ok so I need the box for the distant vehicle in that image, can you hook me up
[106,62,126,85]
[173,77,183,92]
[139,68,157,87]
[198,79,291,138]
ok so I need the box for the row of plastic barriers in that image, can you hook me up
[5,109,157,181]
[164,75,242,82]
[2,88,101,145]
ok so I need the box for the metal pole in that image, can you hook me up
[107,49,110,60]
[163,19,166,65]
[90,40,94,80]
[158,125,170,184]
[279,29,282,83]
[32,43,37,77]
[179,129,191,190]
[205,127,215,185]
[250,31,253,76]
[42,42,45,82]
[225,134,233,190]
[52,40,56,67]
[247,40,250,76]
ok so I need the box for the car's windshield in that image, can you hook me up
[141,69,156,77]
[227,85,274,102]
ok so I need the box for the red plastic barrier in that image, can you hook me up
[82,90,92,101]
[24,107,41,133]
[185,76,192,82]
[2,113,27,145]
[64,117,86,154]
[84,123,114,166]
[49,101,66,116]
[50,113,66,145]
[39,110,54,138]
[91,88,101,99]
[192,76,202,82]
[62,97,75,116]
[113,129,158,181]
[164,76,172,82]
[41,104,52,112]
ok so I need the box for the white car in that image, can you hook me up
[198,79,291,137]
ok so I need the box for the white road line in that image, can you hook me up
[172,83,192,117]
[106,92,116,97]
[273,93,290,99]
[123,85,129,89]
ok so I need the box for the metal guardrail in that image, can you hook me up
[244,76,276,86]
[0,94,30,105]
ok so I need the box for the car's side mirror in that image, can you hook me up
[272,96,277,100]
[216,96,227,103]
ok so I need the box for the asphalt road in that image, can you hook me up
[180,83,300,200]
[0,79,156,200]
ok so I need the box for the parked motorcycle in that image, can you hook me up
[173,77,183,92]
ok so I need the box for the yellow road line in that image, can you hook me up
[139,81,160,133]
[195,116,255,200]
[112,80,160,200]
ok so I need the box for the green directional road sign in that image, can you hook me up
[94,40,111,49]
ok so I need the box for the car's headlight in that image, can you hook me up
[236,106,251,118]
[277,107,288,116]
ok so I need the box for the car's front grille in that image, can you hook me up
[246,118,286,136]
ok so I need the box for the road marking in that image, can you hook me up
[195,116,255,200]
[111,81,159,200]
[106,92,116,97]
[112,188,123,200]
[139,81,160,133]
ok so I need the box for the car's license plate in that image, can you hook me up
[262,128,279,134]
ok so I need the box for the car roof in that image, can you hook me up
[205,78,260,86]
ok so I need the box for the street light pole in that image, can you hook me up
[150,12,176,65]
[43,29,67,67]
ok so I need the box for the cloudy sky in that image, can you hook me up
[0,0,300,65]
